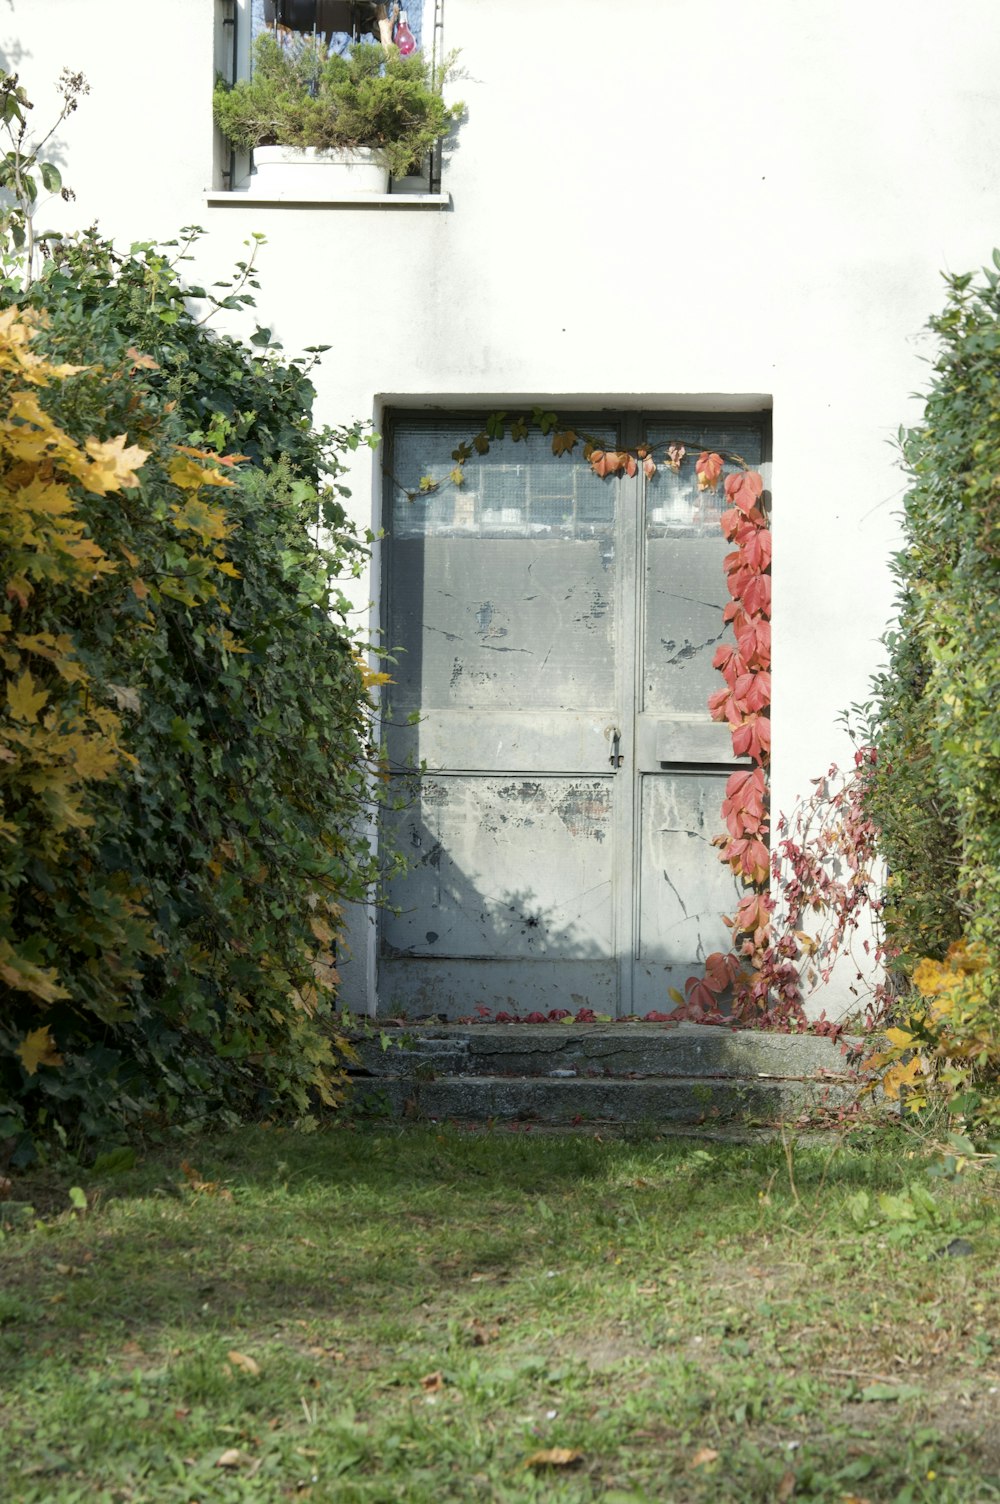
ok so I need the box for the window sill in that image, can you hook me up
[204,188,450,208]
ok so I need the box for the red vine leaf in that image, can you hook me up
[704,951,740,993]
[727,570,771,618]
[590,449,627,478]
[683,975,722,1014]
[731,714,771,764]
[725,767,767,817]
[722,835,770,884]
[724,470,764,514]
[736,615,770,668]
[735,526,771,572]
[695,451,723,491]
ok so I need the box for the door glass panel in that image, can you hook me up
[388,423,617,713]
[642,421,763,715]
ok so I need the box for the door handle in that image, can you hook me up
[610,728,624,769]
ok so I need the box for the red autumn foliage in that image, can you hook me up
[704,951,741,993]
[726,569,771,617]
[724,469,764,514]
[722,768,767,836]
[731,713,771,763]
[735,615,770,667]
[695,450,723,490]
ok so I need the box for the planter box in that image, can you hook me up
[251,145,389,196]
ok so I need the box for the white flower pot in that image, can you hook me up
[251,145,389,196]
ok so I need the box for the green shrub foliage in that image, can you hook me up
[862,260,1000,1110]
[0,230,383,1157]
[213,36,461,178]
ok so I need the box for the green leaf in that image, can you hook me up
[92,1147,137,1176]
[859,1383,923,1403]
[39,160,62,193]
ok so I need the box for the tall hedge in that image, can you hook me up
[0,231,383,1158]
[862,261,1000,1127]
[866,263,1000,965]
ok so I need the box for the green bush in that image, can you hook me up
[861,258,1000,1130]
[214,35,461,178]
[0,229,384,1158]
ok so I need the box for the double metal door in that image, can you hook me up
[380,413,766,1018]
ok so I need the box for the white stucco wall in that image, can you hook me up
[6,1,1000,1015]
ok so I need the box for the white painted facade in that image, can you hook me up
[7,1,1000,1017]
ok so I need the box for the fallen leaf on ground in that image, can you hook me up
[227,1350,261,1376]
[524,1448,583,1469]
[216,1448,247,1468]
[777,1469,796,1500]
[690,1447,719,1468]
[420,1370,445,1392]
[467,1317,501,1345]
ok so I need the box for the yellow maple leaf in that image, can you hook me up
[0,943,70,1003]
[881,1056,925,1102]
[170,497,231,543]
[912,958,950,997]
[168,453,234,491]
[6,668,48,722]
[16,1025,65,1074]
[83,434,149,495]
[14,475,75,518]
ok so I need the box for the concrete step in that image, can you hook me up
[345,1022,864,1126]
[348,1071,856,1126]
[349,1022,856,1082]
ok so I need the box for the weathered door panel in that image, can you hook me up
[632,770,742,1015]
[629,420,763,1012]
[382,774,615,960]
[381,422,624,1016]
[380,413,768,1018]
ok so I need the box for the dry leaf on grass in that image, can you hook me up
[467,1317,501,1346]
[227,1350,261,1376]
[690,1447,719,1468]
[216,1448,246,1468]
[524,1448,583,1470]
[419,1370,445,1392]
[776,1469,796,1500]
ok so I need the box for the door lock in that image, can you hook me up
[610,728,624,769]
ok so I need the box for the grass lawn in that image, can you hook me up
[0,1122,997,1503]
